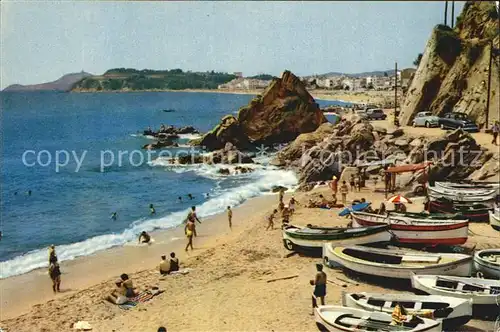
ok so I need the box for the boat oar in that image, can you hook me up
[266,275,298,283]
[327,279,347,287]
[336,276,359,286]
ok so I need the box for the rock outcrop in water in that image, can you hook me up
[199,70,327,150]
[400,1,499,128]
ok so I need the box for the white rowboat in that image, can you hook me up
[342,292,472,329]
[490,208,500,231]
[323,245,472,279]
[474,249,500,279]
[411,274,500,305]
[314,305,441,332]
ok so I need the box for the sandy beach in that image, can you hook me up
[1,184,498,331]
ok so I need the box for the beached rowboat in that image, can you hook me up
[323,245,472,279]
[411,275,500,306]
[427,186,497,202]
[350,211,469,245]
[428,200,491,222]
[314,305,442,332]
[341,292,472,329]
[435,181,500,191]
[474,249,500,279]
[282,224,390,253]
[490,208,500,231]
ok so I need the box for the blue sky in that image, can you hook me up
[1,1,464,88]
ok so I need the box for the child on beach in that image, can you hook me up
[310,263,327,315]
[340,181,349,205]
[49,262,61,293]
[227,206,233,230]
[266,209,278,230]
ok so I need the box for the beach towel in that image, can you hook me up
[118,289,164,310]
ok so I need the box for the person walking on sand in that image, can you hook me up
[266,209,278,230]
[49,245,58,264]
[227,206,233,230]
[279,188,285,203]
[310,263,327,315]
[289,197,297,215]
[187,206,202,237]
[49,262,62,293]
[340,181,349,205]
[185,220,195,251]
[492,121,499,145]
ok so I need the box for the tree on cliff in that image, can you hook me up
[413,53,423,67]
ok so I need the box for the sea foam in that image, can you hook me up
[0,167,297,279]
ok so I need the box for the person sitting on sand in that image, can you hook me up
[318,195,329,209]
[120,273,137,298]
[169,252,179,273]
[185,220,195,251]
[149,203,156,215]
[105,279,128,305]
[310,263,327,315]
[49,262,61,293]
[307,199,315,208]
[266,209,278,230]
[49,245,58,264]
[138,231,151,244]
[159,255,170,275]
[340,181,349,205]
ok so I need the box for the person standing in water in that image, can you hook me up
[178,196,182,203]
[110,212,117,221]
[149,204,156,215]
[187,206,201,236]
[187,194,194,200]
[310,263,327,315]
[227,206,233,230]
[185,220,195,251]
[138,231,151,244]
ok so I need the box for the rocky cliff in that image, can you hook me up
[199,70,327,150]
[401,1,499,128]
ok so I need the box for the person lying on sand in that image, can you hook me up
[105,280,128,305]
[319,195,329,209]
[266,209,278,230]
[49,262,62,293]
[138,231,151,244]
[185,220,195,251]
[120,273,137,298]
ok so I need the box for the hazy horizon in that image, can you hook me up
[1,1,465,89]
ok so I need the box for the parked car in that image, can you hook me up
[438,112,479,132]
[365,108,387,120]
[412,111,440,128]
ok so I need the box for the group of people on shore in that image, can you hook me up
[266,189,298,230]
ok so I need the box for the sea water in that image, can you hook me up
[0,91,347,278]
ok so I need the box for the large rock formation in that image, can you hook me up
[401,1,499,128]
[199,70,327,150]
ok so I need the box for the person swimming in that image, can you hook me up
[178,196,182,203]
[187,194,194,200]
[138,231,151,244]
[149,204,156,215]
[111,212,117,221]
[28,190,32,196]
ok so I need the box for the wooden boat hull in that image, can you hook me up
[282,225,391,253]
[490,210,500,231]
[411,275,500,306]
[323,245,472,279]
[429,200,491,222]
[473,249,500,279]
[435,181,500,191]
[351,212,469,245]
[428,186,497,202]
[342,292,472,329]
[314,305,441,332]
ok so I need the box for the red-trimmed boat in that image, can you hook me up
[428,198,491,222]
[350,211,469,246]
